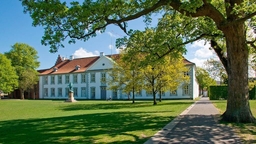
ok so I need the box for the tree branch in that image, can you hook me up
[169,0,225,28]
[236,12,256,23]
[210,40,228,73]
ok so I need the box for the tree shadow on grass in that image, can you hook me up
[219,121,256,143]
[0,111,175,144]
[60,101,194,111]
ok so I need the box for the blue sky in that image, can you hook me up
[0,1,215,70]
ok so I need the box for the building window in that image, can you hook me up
[44,88,48,97]
[146,91,152,97]
[184,71,189,77]
[101,73,106,83]
[81,73,86,83]
[112,90,118,99]
[91,87,95,99]
[65,75,70,84]
[183,85,189,95]
[170,90,177,96]
[44,76,48,85]
[73,87,78,97]
[65,88,69,97]
[58,88,62,97]
[58,75,62,84]
[51,88,55,97]
[81,87,86,97]
[51,76,55,84]
[91,73,95,83]
[136,91,142,97]
[159,91,165,96]
[73,74,78,83]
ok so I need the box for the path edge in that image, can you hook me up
[144,100,198,144]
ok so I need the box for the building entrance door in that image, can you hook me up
[100,86,106,100]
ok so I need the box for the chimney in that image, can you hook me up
[100,52,104,57]
[70,55,74,60]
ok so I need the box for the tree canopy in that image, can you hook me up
[196,67,216,93]
[21,0,256,122]
[142,55,189,105]
[5,43,40,99]
[0,53,18,94]
[107,52,144,103]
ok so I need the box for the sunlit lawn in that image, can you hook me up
[0,99,193,144]
[212,100,256,143]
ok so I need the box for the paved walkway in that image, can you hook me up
[144,97,242,144]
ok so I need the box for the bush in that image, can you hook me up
[209,85,228,100]
[209,85,256,100]
[249,86,256,100]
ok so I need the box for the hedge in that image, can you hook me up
[209,85,256,100]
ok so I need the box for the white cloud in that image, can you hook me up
[195,47,214,58]
[109,44,114,49]
[108,44,121,54]
[96,30,102,35]
[191,40,214,59]
[107,31,120,38]
[189,58,208,67]
[73,48,99,58]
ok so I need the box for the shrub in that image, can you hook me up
[209,85,256,100]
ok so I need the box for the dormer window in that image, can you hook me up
[53,67,58,72]
[75,65,80,70]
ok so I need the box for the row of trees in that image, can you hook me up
[0,43,39,99]
[107,51,189,105]
[21,0,256,122]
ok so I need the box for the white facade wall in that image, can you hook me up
[38,55,198,100]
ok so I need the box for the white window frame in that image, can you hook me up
[51,88,55,97]
[44,88,48,97]
[44,76,48,85]
[91,73,96,83]
[81,73,86,83]
[81,87,86,97]
[65,75,70,84]
[183,85,189,95]
[91,87,95,98]
[73,74,78,83]
[51,75,55,84]
[73,87,78,97]
[58,75,62,84]
[58,88,62,97]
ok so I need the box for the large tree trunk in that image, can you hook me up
[153,92,157,105]
[20,89,25,100]
[159,91,162,102]
[221,23,255,123]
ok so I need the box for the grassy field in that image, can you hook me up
[0,100,193,144]
[212,100,256,143]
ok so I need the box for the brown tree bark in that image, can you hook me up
[221,23,255,123]
[20,89,25,100]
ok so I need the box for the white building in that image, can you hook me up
[38,52,199,100]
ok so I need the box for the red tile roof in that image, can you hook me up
[183,58,195,65]
[39,55,99,75]
[38,54,194,75]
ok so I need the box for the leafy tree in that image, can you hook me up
[21,0,256,122]
[5,43,40,99]
[107,53,143,103]
[0,53,18,95]
[142,56,189,105]
[196,67,216,95]
[204,59,228,84]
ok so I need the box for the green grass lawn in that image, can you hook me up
[0,99,193,144]
[212,100,256,143]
